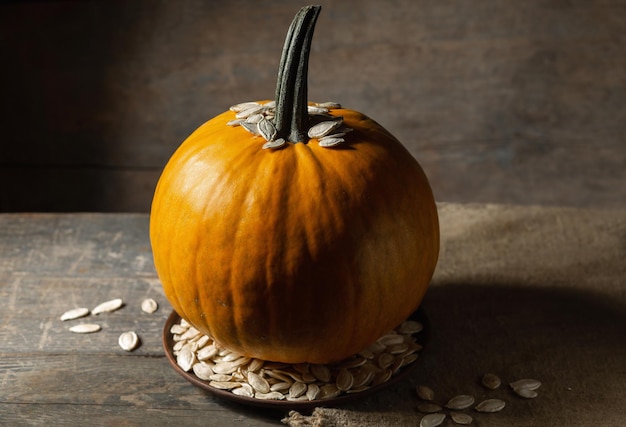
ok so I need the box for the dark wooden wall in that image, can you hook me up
[1,0,624,212]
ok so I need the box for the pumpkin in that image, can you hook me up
[150,5,439,364]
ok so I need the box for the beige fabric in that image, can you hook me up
[283,203,626,427]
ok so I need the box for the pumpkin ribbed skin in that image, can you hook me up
[150,105,439,364]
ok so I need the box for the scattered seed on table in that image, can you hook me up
[450,412,473,425]
[475,398,506,413]
[446,394,475,410]
[69,323,101,334]
[60,307,90,321]
[141,298,158,313]
[416,384,436,401]
[420,413,446,427]
[118,331,140,351]
[417,402,443,413]
[481,373,501,389]
[92,298,124,315]
[510,379,542,391]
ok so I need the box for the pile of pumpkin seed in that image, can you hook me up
[416,375,542,426]
[60,297,159,351]
[227,100,353,149]
[170,317,425,401]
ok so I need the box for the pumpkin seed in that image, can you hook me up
[475,398,506,413]
[235,104,265,119]
[420,413,446,427]
[307,119,344,138]
[417,402,443,413]
[306,383,320,400]
[288,381,308,398]
[510,379,542,391]
[232,383,254,397]
[445,394,475,410]
[229,101,260,113]
[92,298,123,315]
[176,347,196,372]
[270,381,293,392]
[141,298,158,313]
[227,118,245,126]
[262,138,286,150]
[336,368,354,391]
[247,372,270,394]
[450,412,473,425]
[416,385,435,401]
[69,323,101,334]
[319,383,341,399]
[513,387,539,398]
[307,105,329,115]
[118,331,139,352]
[209,380,241,390]
[398,320,424,335]
[315,101,341,109]
[245,113,264,124]
[240,121,260,136]
[318,136,344,147]
[60,307,90,321]
[255,391,286,400]
[481,373,501,390]
[192,362,215,381]
[258,118,277,142]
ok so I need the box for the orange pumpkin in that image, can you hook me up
[150,5,439,364]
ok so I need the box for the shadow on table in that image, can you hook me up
[209,282,626,423]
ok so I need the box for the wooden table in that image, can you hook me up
[2,205,625,426]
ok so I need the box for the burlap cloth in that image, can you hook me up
[282,203,626,427]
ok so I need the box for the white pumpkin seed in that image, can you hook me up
[315,101,341,109]
[92,298,123,315]
[245,113,264,123]
[209,380,240,390]
[307,119,343,138]
[232,383,254,397]
[60,307,90,321]
[378,333,405,347]
[481,373,501,389]
[398,320,424,335]
[246,358,264,372]
[262,138,286,150]
[258,118,278,142]
[141,298,158,313]
[288,381,308,398]
[118,331,139,352]
[255,391,286,400]
[170,324,187,335]
[336,368,354,391]
[306,383,320,400]
[310,364,331,382]
[420,413,446,427]
[192,362,214,381]
[307,105,329,115]
[446,394,475,410]
[450,412,473,425]
[513,387,539,398]
[475,398,506,413]
[319,383,341,399]
[176,347,196,372]
[235,104,265,119]
[417,385,435,401]
[247,372,270,393]
[229,101,260,112]
[270,381,293,392]
[510,379,542,391]
[417,402,443,413]
[69,323,101,334]
[241,121,260,136]
[318,136,344,147]
[227,118,245,126]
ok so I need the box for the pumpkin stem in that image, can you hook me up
[273,5,321,144]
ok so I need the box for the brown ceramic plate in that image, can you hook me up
[162,308,429,410]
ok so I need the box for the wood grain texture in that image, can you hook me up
[1,0,624,211]
[1,207,624,425]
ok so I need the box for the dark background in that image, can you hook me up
[1,0,624,212]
